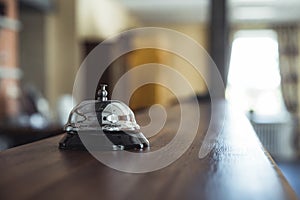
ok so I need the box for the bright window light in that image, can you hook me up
[226,30,286,116]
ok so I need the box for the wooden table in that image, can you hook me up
[0,100,297,200]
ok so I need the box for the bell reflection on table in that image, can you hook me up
[59,84,149,150]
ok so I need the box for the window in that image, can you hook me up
[226,30,286,117]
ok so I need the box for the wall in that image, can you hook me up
[19,10,45,94]
[45,0,80,114]
[76,0,138,40]
[128,23,209,108]
[43,0,135,117]
[159,23,209,96]
[44,0,209,112]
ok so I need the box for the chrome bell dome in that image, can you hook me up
[59,84,149,150]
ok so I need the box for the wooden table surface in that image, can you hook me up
[0,100,297,200]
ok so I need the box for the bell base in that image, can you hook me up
[59,130,149,151]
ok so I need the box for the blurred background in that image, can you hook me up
[0,0,299,195]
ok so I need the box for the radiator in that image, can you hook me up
[250,118,296,160]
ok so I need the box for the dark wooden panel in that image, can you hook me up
[0,101,297,200]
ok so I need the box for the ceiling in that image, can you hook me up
[116,0,300,24]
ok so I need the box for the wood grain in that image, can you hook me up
[0,100,297,200]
